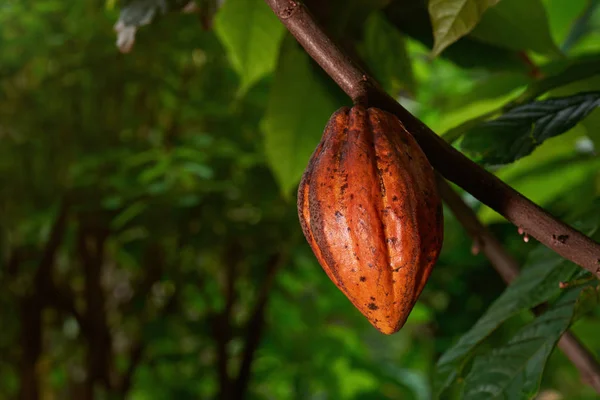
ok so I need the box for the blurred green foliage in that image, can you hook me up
[0,0,599,399]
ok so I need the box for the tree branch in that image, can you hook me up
[212,242,243,400]
[233,253,283,399]
[19,199,70,400]
[437,176,600,394]
[264,0,600,278]
[117,242,169,397]
[78,221,112,397]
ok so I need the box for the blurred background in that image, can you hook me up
[1,0,600,399]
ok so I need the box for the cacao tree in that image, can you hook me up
[1,0,600,399]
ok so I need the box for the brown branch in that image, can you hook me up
[116,242,168,397]
[36,199,70,290]
[78,221,112,398]
[212,242,243,400]
[264,0,600,278]
[437,176,600,394]
[118,342,144,396]
[233,253,283,399]
[19,296,42,400]
[557,332,600,392]
[19,199,70,400]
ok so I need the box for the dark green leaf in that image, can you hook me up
[433,247,580,397]
[462,287,584,400]
[360,12,416,95]
[460,92,600,165]
[470,0,561,56]
[434,217,598,397]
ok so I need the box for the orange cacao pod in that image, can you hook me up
[297,106,443,334]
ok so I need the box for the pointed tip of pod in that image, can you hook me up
[372,319,405,335]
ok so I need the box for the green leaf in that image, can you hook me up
[261,40,338,196]
[443,54,600,143]
[447,72,531,111]
[470,0,561,56]
[462,287,583,400]
[214,0,285,93]
[513,55,600,105]
[359,12,416,95]
[460,92,600,165]
[429,0,501,56]
[111,201,147,230]
[433,245,581,397]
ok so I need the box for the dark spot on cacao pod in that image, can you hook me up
[392,196,398,201]
[360,276,366,282]
[370,296,376,301]
[368,303,379,310]
[335,211,343,218]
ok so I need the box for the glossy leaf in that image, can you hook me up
[433,245,582,397]
[460,91,600,165]
[463,286,584,399]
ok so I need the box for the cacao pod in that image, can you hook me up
[297,106,443,334]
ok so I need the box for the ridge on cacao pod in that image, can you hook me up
[297,106,443,335]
